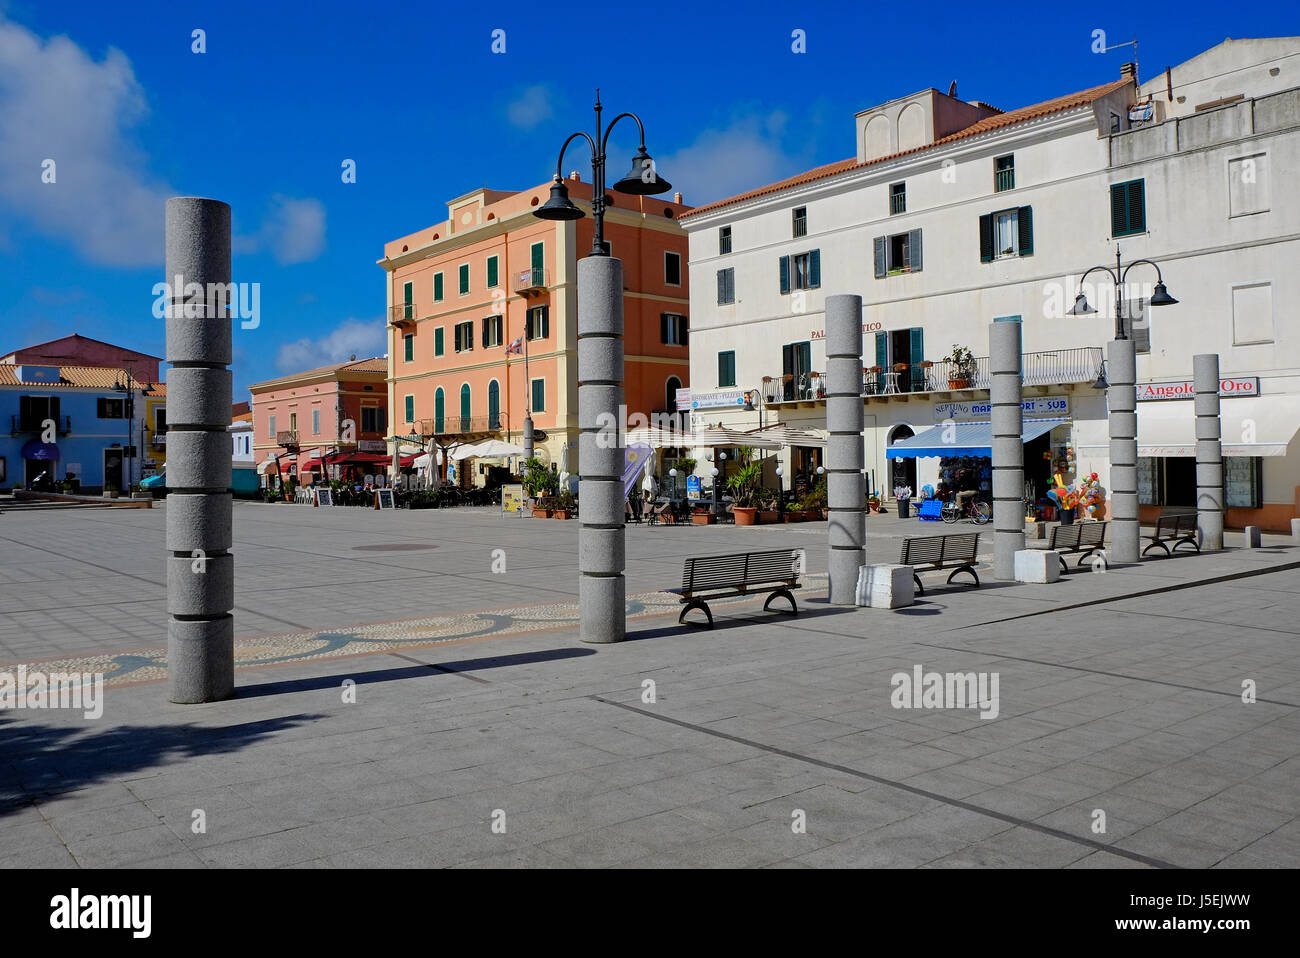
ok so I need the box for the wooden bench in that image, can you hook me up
[1142,512,1200,557]
[1048,520,1110,573]
[664,549,802,628]
[900,533,981,595]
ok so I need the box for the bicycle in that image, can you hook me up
[941,494,991,525]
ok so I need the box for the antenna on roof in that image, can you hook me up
[1098,36,1139,85]
[948,80,957,98]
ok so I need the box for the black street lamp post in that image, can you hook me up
[1067,245,1179,337]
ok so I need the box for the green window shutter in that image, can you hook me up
[718,352,726,385]
[782,343,794,377]
[908,327,924,389]
[906,230,922,272]
[404,334,413,362]
[1017,206,1034,255]
[660,314,669,343]
[403,281,413,319]
[434,273,443,301]
[874,331,888,390]
[531,242,544,270]
[979,214,994,263]
[488,382,499,427]
[459,264,469,294]
[541,305,549,339]
[434,327,444,356]
[404,395,414,422]
[808,249,821,288]
[532,379,544,412]
[1110,184,1127,236]
[873,236,887,278]
[779,255,790,294]
[481,317,488,349]
[795,342,810,378]
[1128,180,1145,234]
[460,384,470,421]
[453,324,461,352]
[487,256,498,288]
[434,389,444,432]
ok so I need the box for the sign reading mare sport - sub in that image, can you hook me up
[933,397,1069,423]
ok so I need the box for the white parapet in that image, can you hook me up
[1014,549,1061,584]
[855,564,916,609]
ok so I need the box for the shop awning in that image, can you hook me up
[886,419,1065,459]
[20,440,59,460]
[1076,396,1300,457]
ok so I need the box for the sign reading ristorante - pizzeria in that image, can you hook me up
[1136,377,1260,401]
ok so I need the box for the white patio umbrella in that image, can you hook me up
[557,442,571,492]
[686,426,782,450]
[624,426,692,448]
[746,424,827,448]
[640,455,656,498]
[471,439,526,459]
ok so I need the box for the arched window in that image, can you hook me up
[434,387,445,434]
[488,380,500,429]
[665,376,682,413]
[460,383,471,431]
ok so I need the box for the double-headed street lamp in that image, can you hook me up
[535,91,672,645]
[1067,246,1180,564]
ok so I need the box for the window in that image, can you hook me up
[994,155,1015,192]
[779,250,821,292]
[404,395,414,424]
[97,398,126,419]
[459,384,471,425]
[18,395,59,431]
[268,414,276,438]
[718,350,736,388]
[361,406,384,434]
[487,255,499,288]
[717,267,735,305]
[889,182,906,215]
[526,305,549,340]
[1226,457,1263,508]
[1228,154,1269,217]
[482,314,503,349]
[781,341,812,401]
[433,272,444,302]
[719,226,732,254]
[531,378,546,413]
[1110,179,1146,237]
[1232,283,1273,345]
[155,407,166,434]
[402,281,414,320]
[289,412,297,433]
[661,313,688,346]
[434,388,444,433]
[792,206,807,238]
[664,251,682,286]
[454,320,474,352]
[458,263,470,295]
[978,209,1033,262]
[312,408,321,435]
[403,333,413,363]
[665,377,681,412]
[531,242,544,273]
[488,381,500,429]
[873,231,922,277]
[434,327,445,357]
[1109,112,1122,134]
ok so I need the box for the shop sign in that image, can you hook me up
[933,397,1069,423]
[810,321,884,340]
[1136,377,1259,401]
[687,475,702,500]
[357,439,387,452]
[501,483,524,516]
[677,388,747,411]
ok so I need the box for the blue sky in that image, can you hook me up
[1,0,1295,395]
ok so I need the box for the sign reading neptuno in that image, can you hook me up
[1137,377,1260,401]
[934,397,1069,423]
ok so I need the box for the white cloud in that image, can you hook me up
[274,318,385,374]
[0,14,172,265]
[506,84,554,130]
[234,194,327,265]
[656,110,819,206]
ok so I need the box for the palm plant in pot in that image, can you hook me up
[726,461,763,526]
[553,487,576,519]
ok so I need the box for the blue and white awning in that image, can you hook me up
[886,419,1066,460]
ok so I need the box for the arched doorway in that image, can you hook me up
[888,424,916,497]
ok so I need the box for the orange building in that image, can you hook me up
[378,177,691,480]
[248,358,390,482]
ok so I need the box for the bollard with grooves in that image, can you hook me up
[990,319,1025,579]
[825,294,865,604]
[1194,353,1224,551]
[1107,338,1139,564]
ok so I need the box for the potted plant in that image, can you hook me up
[691,505,716,525]
[726,461,762,526]
[944,345,977,389]
[553,488,575,519]
[804,476,828,520]
[894,484,913,518]
[103,482,119,499]
[867,491,881,513]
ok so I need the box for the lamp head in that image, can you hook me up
[1149,281,1178,306]
[1066,292,1096,316]
[533,178,585,221]
[613,146,672,195]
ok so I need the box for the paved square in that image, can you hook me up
[1,501,1297,868]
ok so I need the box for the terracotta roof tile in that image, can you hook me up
[680,78,1131,220]
[0,365,150,389]
[248,356,388,390]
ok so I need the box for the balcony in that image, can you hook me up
[415,416,495,438]
[513,268,548,296]
[11,415,71,436]
[276,430,300,448]
[389,304,417,328]
[151,432,167,449]
[759,348,1103,405]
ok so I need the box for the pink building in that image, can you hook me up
[2,334,161,384]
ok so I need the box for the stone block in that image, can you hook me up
[167,367,233,427]
[826,400,863,434]
[827,472,864,510]
[577,384,622,430]
[166,553,233,616]
[824,295,864,357]
[166,493,232,552]
[854,563,916,608]
[578,432,623,479]
[578,478,624,526]
[579,526,625,574]
[1014,549,1061,583]
[826,434,864,471]
[1244,526,1262,548]
[579,574,625,643]
[1291,518,1300,542]
[828,548,865,605]
[165,431,232,489]
[577,256,624,336]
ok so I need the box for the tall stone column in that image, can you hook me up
[577,256,625,642]
[990,320,1024,579]
[523,416,535,463]
[825,294,865,604]
[1194,353,1224,551]
[165,197,234,702]
[1108,338,1139,563]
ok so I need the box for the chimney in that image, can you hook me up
[1121,62,1137,79]
[673,191,683,204]
[569,170,581,182]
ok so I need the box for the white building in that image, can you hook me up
[678,38,1300,530]
[230,420,254,462]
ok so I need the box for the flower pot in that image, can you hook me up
[898,498,911,518]
[533,507,552,518]
[734,506,757,526]
[757,510,779,524]
[553,509,570,519]
[784,510,806,523]
[1059,509,1075,525]
[691,512,716,525]
[948,378,970,389]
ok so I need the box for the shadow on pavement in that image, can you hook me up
[0,710,322,821]
[626,602,859,641]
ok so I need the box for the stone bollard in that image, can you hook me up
[1244,526,1262,549]
[855,564,915,608]
[165,197,234,703]
[577,255,625,643]
[825,294,865,604]
[990,320,1024,579]
[1194,354,1224,551]
[1291,518,1300,543]
[1013,549,1061,583]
